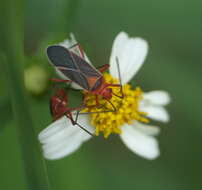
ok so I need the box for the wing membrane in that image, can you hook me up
[47,45,102,90]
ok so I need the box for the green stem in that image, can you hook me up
[0,1,50,190]
[51,0,80,39]
[0,98,12,129]
[64,0,80,31]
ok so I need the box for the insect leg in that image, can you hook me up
[66,112,95,136]
[105,99,117,112]
[66,112,76,125]
[50,89,69,120]
[50,78,72,83]
[105,83,123,99]
[96,64,109,73]
[74,110,80,123]
[74,94,115,114]
[77,94,116,114]
[82,95,100,109]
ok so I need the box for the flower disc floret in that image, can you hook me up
[83,73,149,138]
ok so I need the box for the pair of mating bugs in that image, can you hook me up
[47,43,124,136]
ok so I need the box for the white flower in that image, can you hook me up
[38,115,94,160]
[38,32,170,160]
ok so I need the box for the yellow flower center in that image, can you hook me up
[83,73,149,138]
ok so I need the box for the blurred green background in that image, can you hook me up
[1,0,202,189]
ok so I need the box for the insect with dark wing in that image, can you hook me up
[47,43,124,112]
[50,88,94,136]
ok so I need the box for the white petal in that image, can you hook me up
[44,143,81,160]
[43,129,85,160]
[38,116,68,143]
[43,131,83,159]
[77,114,95,141]
[38,115,94,160]
[143,91,171,106]
[120,124,159,160]
[139,105,170,122]
[43,114,94,146]
[110,32,129,61]
[132,121,160,136]
[109,31,148,84]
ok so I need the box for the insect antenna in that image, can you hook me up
[104,57,124,99]
[112,57,124,99]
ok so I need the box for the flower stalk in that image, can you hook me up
[0,0,50,189]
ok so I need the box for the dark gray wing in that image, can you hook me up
[47,45,102,90]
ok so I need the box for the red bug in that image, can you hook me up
[47,43,124,111]
[50,88,94,136]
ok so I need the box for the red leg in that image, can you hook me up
[51,89,69,120]
[83,95,100,109]
[50,78,72,83]
[66,112,76,124]
[106,84,124,99]
[106,84,121,87]
[67,104,86,112]
[79,94,116,114]
[96,64,109,73]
